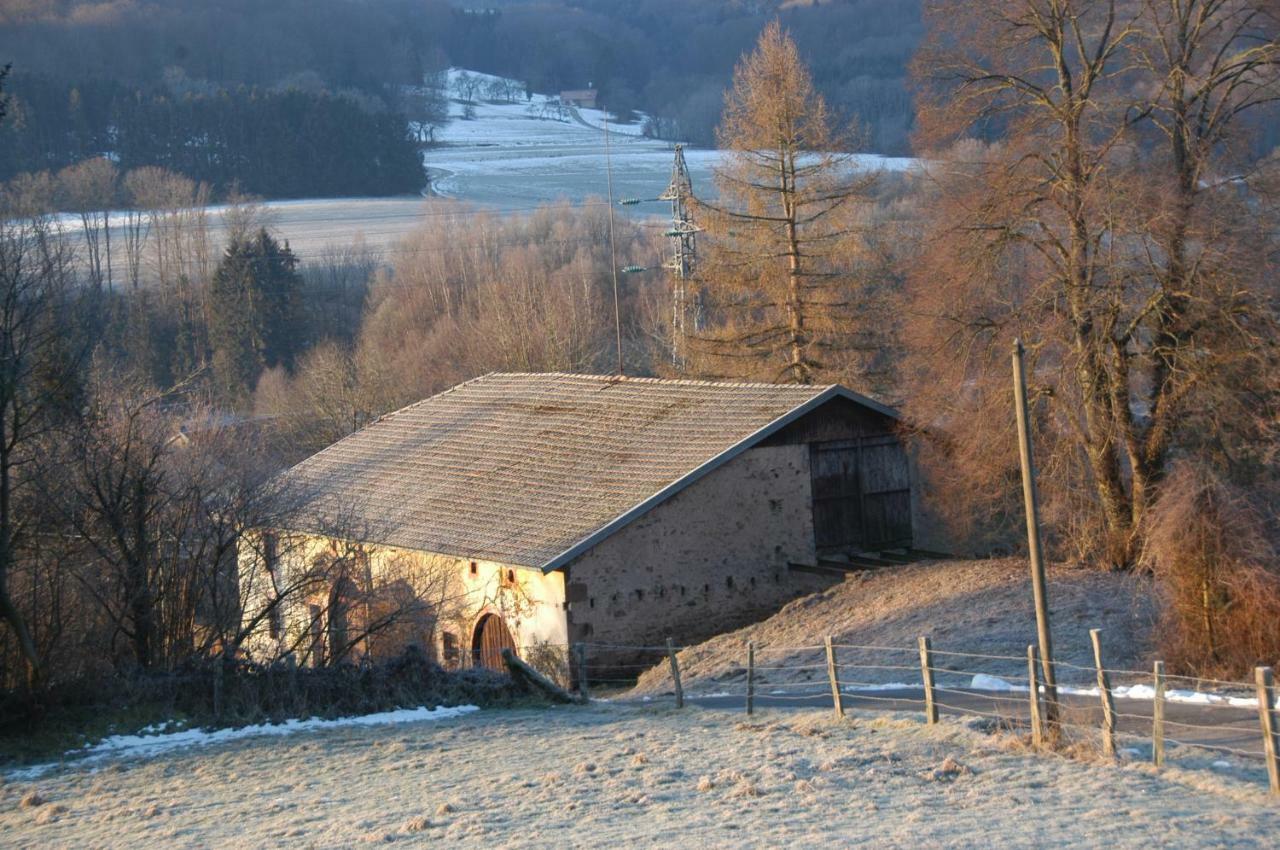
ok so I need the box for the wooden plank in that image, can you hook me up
[906,548,954,560]
[1255,666,1280,795]
[667,637,683,709]
[1152,661,1165,768]
[825,636,845,719]
[1090,629,1116,757]
[501,648,584,704]
[746,641,756,716]
[918,636,938,725]
[1027,644,1043,748]
[789,561,852,579]
[825,555,899,568]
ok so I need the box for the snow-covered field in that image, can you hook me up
[48,68,916,275]
[425,68,915,212]
[5,704,1277,848]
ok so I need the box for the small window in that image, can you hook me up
[726,576,735,590]
[635,588,644,601]
[506,569,516,585]
[469,561,478,576]
[589,597,595,609]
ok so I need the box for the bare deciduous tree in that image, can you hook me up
[0,214,82,688]
[908,0,1280,569]
[56,157,118,292]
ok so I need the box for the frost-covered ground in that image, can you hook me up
[4,704,1277,849]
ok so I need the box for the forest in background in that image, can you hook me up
[0,0,921,198]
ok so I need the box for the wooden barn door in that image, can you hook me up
[811,436,911,552]
[472,613,517,671]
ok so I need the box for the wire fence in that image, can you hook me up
[520,632,1280,797]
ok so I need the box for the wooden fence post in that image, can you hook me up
[1255,666,1280,796]
[667,638,683,709]
[825,636,844,719]
[1027,644,1043,747]
[918,636,938,725]
[746,641,755,716]
[1090,629,1116,757]
[1152,661,1166,768]
[574,643,589,702]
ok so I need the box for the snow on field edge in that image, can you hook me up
[676,676,1272,709]
[7,704,479,781]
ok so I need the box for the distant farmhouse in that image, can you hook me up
[559,88,597,109]
[241,373,912,671]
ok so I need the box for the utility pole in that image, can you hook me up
[1013,338,1059,730]
[659,144,698,368]
[603,109,624,375]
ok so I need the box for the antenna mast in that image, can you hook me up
[659,144,698,367]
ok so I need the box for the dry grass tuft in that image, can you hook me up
[435,802,456,815]
[920,755,971,782]
[18,790,45,809]
[630,753,648,766]
[401,815,430,833]
[34,803,67,825]
[728,778,762,798]
[695,775,714,792]
[573,762,596,775]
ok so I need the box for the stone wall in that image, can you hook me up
[238,534,567,668]
[564,444,833,654]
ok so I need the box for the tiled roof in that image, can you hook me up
[275,372,888,569]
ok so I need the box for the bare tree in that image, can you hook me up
[0,214,82,688]
[57,157,119,291]
[908,0,1280,567]
[692,22,881,386]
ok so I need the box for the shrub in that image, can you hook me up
[1143,463,1280,678]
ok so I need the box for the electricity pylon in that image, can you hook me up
[659,144,699,367]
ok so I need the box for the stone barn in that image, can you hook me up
[240,373,912,671]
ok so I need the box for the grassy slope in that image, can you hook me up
[634,558,1156,695]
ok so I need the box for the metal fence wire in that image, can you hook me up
[552,632,1280,797]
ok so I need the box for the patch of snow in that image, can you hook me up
[970,674,1027,692]
[8,704,478,781]
[963,675,1265,710]
[843,682,916,693]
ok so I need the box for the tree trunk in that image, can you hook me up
[0,445,41,688]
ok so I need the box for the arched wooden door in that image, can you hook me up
[472,613,517,670]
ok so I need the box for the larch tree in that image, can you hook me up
[908,0,1280,569]
[691,21,882,387]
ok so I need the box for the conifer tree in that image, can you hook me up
[692,22,880,386]
[208,229,304,404]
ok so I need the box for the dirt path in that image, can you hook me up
[3,704,1276,848]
